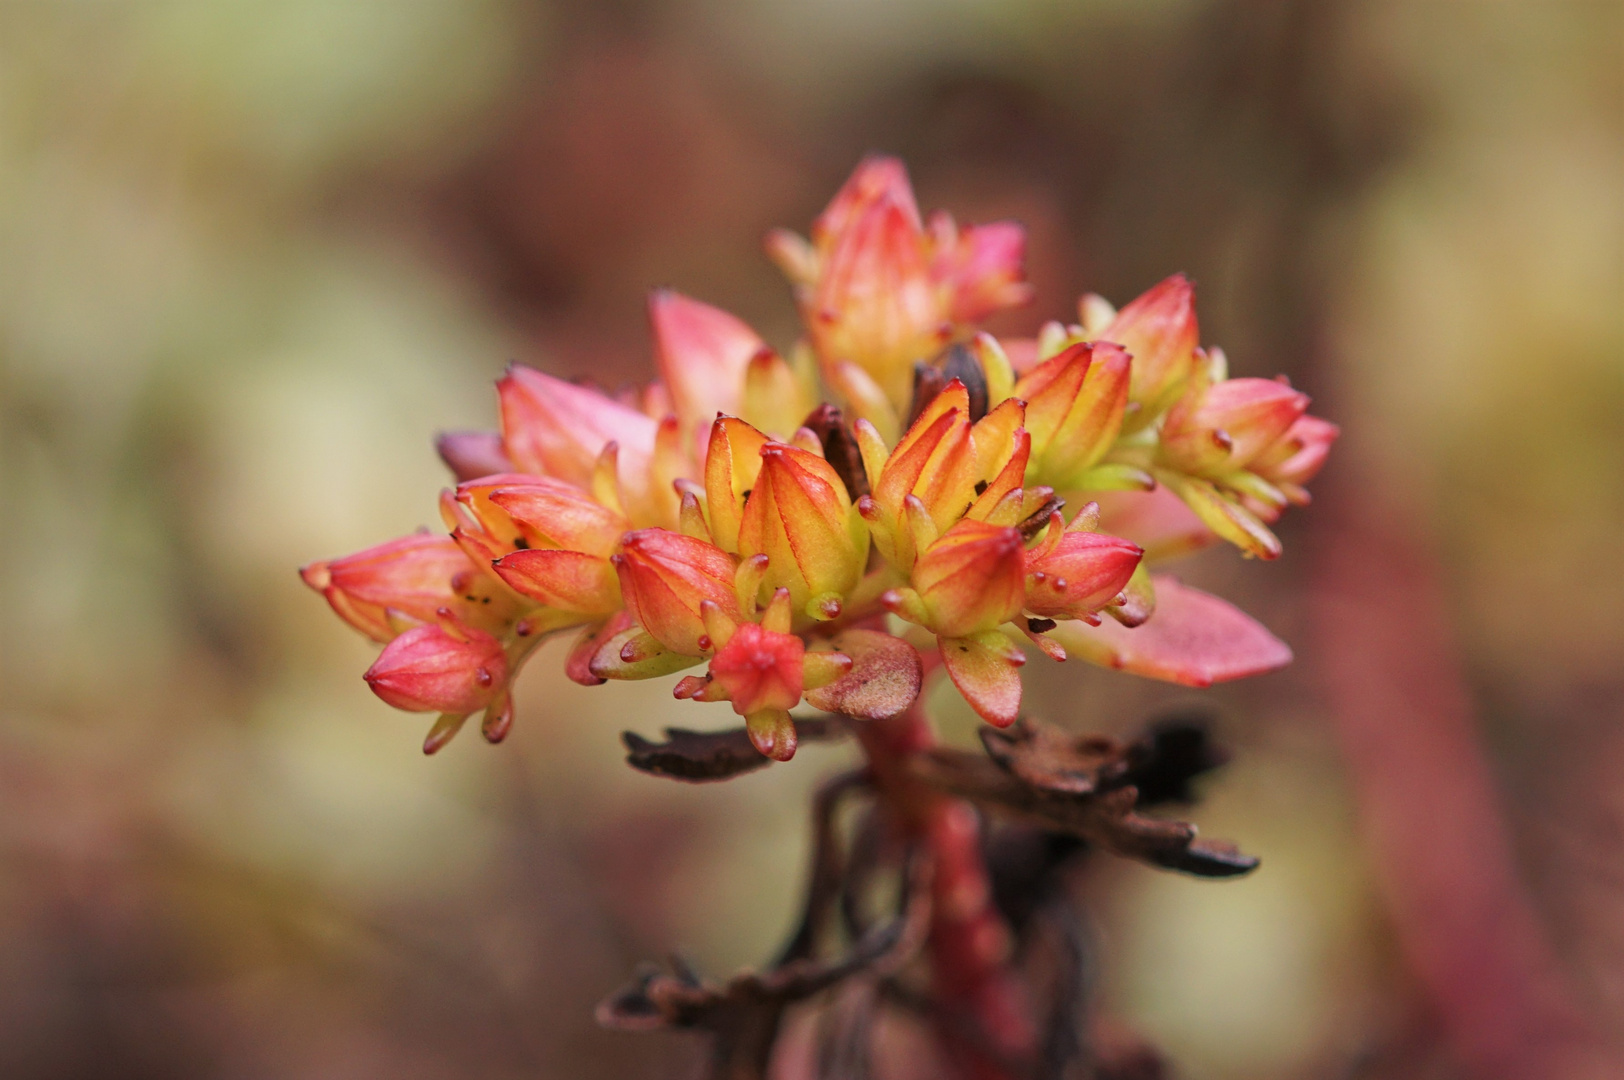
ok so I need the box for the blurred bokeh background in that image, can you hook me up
[1,1,1620,1077]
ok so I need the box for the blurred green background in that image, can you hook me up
[1,2,1619,1078]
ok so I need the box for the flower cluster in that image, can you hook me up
[303,157,1337,757]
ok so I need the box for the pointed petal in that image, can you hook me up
[649,290,766,435]
[498,364,658,486]
[492,548,619,613]
[702,416,769,552]
[1100,274,1199,408]
[436,430,513,482]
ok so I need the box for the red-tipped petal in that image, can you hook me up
[487,478,629,556]
[649,290,766,435]
[913,519,1027,638]
[813,155,922,246]
[1100,273,1199,407]
[940,630,1024,727]
[1048,575,1292,687]
[492,548,619,614]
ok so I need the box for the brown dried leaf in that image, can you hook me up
[913,720,1257,879]
[622,718,841,783]
[801,403,869,500]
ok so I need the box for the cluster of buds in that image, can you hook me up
[304,156,1336,757]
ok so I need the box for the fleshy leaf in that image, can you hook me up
[803,629,923,720]
[1048,575,1291,687]
[939,629,1025,727]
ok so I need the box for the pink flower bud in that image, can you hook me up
[935,219,1033,325]
[301,533,513,643]
[1024,527,1143,622]
[1249,414,1340,497]
[363,621,507,714]
[1162,377,1309,474]
[612,529,741,655]
[1098,274,1199,408]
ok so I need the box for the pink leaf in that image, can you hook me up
[1049,575,1292,687]
[803,629,922,720]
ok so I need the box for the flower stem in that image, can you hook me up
[855,704,1036,1079]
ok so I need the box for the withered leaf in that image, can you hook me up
[622,718,841,783]
[1017,495,1066,541]
[598,852,930,1080]
[982,724,1126,796]
[913,720,1258,879]
[800,403,869,500]
[1121,715,1229,806]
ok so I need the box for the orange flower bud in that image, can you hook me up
[737,443,867,619]
[1161,377,1309,475]
[812,182,941,408]
[775,158,1031,417]
[907,519,1027,638]
[1096,274,1199,411]
[1023,520,1143,623]
[868,382,977,541]
[363,620,507,714]
[1014,341,1131,489]
[612,529,741,655]
[301,533,515,643]
[703,416,770,552]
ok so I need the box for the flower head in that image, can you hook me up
[306,155,1334,756]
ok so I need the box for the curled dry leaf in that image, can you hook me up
[597,848,931,1080]
[621,718,842,783]
[911,719,1258,878]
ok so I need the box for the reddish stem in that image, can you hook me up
[856,703,1037,1080]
